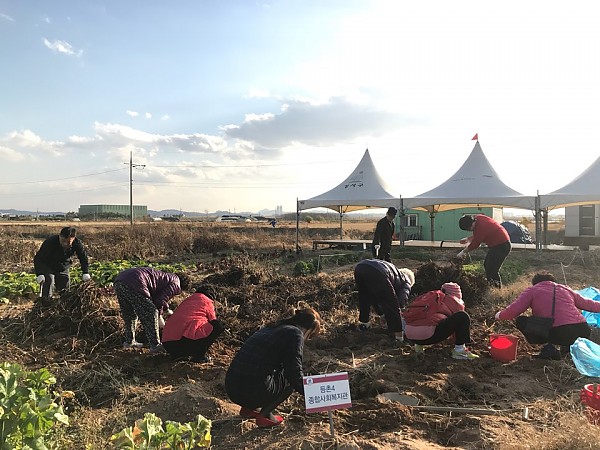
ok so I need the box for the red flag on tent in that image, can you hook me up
[471,133,478,141]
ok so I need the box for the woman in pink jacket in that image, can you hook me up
[403,282,479,360]
[162,285,225,363]
[495,272,600,359]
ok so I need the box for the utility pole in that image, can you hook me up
[127,151,145,226]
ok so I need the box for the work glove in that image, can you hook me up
[494,311,502,320]
[82,273,91,282]
[164,308,174,317]
[36,275,45,284]
[457,249,467,258]
[158,315,166,329]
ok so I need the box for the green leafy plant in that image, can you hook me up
[0,272,39,301]
[0,362,69,449]
[293,260,316,276]
[109,412,211,449]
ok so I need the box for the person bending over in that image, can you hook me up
[162,284,225,363]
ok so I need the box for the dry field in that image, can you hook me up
[1,222,599,449]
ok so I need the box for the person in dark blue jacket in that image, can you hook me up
[354,259,414,341]
[225,308,322,428]
[34,226,90,304]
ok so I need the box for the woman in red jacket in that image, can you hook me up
[162,285,225,363]
[403,282,479,360]
[457,214,511,288]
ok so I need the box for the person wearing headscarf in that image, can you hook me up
[403,282,479,360]
[161,285,225,363]
[225,308,322,428]
[353,259,414,342]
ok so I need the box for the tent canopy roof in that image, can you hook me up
[298,149,399,213]
[402,141,536,212]
[540,155,600,209]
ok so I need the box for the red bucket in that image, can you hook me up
[489,334,519,362]
[581,384,600,410]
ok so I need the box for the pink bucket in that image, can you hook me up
[489,334,519,362]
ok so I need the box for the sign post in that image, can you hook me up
[303,372,352,437]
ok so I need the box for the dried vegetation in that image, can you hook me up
[1,222,600,449]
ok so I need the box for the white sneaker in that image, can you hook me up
[123,341,144,350]
[452,348,479,360]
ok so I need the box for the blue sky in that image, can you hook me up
[1,1,599,214]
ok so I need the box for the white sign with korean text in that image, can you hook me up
[303,371,352,413]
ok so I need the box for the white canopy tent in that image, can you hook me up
[402,141,537,242]
[539,155,600,210]
[296,149,400,250]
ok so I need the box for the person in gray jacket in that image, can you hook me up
[353,259,414,341]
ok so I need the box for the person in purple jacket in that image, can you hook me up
[114,267,190,353]
[495,271,600,360]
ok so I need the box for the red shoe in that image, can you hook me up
[239,407,261,418]
[256,415,284,428]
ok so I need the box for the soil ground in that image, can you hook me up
[2,226,600,449]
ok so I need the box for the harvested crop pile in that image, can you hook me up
[20,283,122,348]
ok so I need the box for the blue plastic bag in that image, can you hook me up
[571,337,600,377]
[576,287,600,327]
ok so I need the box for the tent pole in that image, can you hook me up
[535,194,541,253]
[399,198,405,247]
[339,208,343,240]
[543,208,548,248]
[429,211,436,242]
[296,199,301,254]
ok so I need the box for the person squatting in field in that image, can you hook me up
[403,282,479,360]
[114,267,190,353]
[161,284,225,363]
[353,258,414,342]
[34,226,90,305]
[495,271,600,360]
[457,214,511,288]
[225,308,322,427]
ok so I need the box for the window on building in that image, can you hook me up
[402,214,418,227]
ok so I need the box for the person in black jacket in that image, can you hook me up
[34,226,90,304]
[225,308,322,428]
[372,207,397,262]
[354,259,414,341]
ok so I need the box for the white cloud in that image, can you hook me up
[145,112,152,119]
[223,96,413,148]
[126,110,139,117]
[42,38,82,57]
[0,145,24,162]
[1,13,15,22]
[160,114,170,121]
[1,130,65,157]
[244,88,271,99]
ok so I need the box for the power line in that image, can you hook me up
[0,168,128,185]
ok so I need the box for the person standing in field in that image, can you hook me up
[225,308,321,428]
[353,259,414,342]
[113,267,190,353]
[372,207,397,262]
[34,226,91,305]
[456,214,511,288]
[161,285,225,363]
